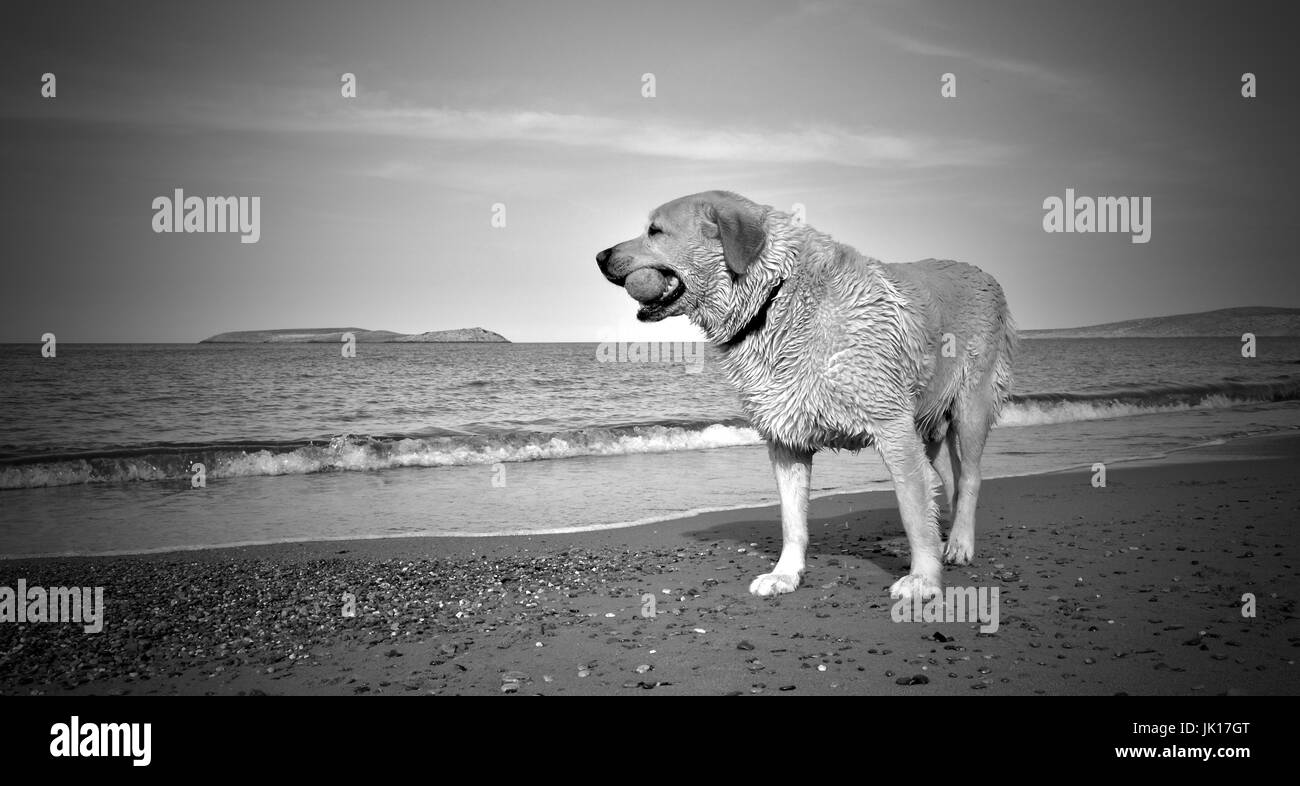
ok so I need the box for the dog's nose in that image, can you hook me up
[597,247,627,284]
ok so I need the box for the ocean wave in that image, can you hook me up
[999,379,1300,426]
[0,423,764,489]
[1,379,1295,489]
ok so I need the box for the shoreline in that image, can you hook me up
[1,427,1292,562]
[1,431,1297,695]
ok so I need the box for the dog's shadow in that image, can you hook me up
[679,506,915,578]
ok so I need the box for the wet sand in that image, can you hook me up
[2,432,1297,695]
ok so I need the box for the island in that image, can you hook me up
[1021,306,1300,339]
[199,327,510,343]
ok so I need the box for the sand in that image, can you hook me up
[1,432,1297,696]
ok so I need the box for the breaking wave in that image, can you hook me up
[999,379,1300,426]
[1,379,1295,489]
[0,422,763,489]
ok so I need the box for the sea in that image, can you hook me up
[1,338,1297,557]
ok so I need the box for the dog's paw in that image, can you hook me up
[749,572,800,597]
[889,572,942,602]
[943,536,974,565]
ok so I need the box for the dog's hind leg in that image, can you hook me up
[878,417,944,601]
[925,421,959,520]
[749,441,813,597]
[945,387,995,565]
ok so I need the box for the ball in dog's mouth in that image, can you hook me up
[624,268,673,303]
[625,268,686,321]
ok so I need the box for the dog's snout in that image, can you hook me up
[597,247,626,284]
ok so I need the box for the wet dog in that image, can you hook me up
[597,191,1016,600]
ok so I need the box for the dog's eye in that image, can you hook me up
[647,224,663,236]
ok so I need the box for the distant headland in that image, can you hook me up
[199,327,510,343]
[1022,307,1300,339]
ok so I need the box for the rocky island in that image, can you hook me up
[1022,306,1300,338]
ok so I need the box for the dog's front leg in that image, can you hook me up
[749,441,812,596]
[876,418,944,602]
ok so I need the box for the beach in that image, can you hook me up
[2,431,1296,696]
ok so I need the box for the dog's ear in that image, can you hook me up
[702,196,766,276]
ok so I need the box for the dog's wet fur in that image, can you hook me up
[598,191,1016,601]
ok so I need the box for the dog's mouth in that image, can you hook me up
[628,266,687,321]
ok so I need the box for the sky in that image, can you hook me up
[1,0,1296,342]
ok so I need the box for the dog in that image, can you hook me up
[597,191,1015,601]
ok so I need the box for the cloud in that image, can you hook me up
[357,160,427,181]
[0,68,1007,171]
[879,31,1074,88]
[313,105,1007,169]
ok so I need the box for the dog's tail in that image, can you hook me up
[990,304,1018,421]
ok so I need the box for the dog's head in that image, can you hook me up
[596,191,781,336]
